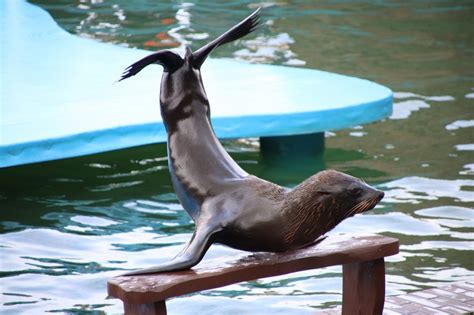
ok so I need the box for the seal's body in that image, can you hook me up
[119,9,384,275]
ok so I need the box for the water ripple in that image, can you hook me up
[382,176,474,203]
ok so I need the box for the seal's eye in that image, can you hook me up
[348,187,362,196]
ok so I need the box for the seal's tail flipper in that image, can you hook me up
[193,8,261,69]
[118,50,183,82]
[119,218,222,276]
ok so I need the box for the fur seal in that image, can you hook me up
[118,8,384,275]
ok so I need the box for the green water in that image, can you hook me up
[1,0,473,314]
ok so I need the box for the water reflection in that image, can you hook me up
[331,212,447,236]
[382,177,474,203]
[234,32,306,65]
[445,120,474,131]
[455,144,474,152]
[390,99,430,120]
[460,164,474,176]
[465,88,474,99]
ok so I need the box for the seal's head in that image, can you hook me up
[284,169,384,248]
[313,169,384,218]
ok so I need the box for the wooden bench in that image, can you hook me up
[107,234,399,315]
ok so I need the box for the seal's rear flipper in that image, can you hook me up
[120,220,222,276]
[118,50,183,82]
[193,8,261,69]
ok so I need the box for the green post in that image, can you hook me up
[260,132,325,158]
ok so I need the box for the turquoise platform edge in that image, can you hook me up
[0,96,392,168]
[0,0,393,168]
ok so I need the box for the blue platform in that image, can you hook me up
[0,1,392,168]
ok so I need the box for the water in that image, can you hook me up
[1,0,473,313]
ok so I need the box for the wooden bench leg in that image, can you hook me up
[124,301,167,315]
[342,258,385,315]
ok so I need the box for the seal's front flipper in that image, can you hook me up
[121,220,221,276]
[193,8,261,68]
[118,50,183,82]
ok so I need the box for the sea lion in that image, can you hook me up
[118,8,384,275]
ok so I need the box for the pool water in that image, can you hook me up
[1,0,473,314]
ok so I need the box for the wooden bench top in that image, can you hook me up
[108,234,399,305]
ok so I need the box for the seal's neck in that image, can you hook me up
[159,69,211,133]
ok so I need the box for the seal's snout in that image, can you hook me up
[367,188,384,204]
[377,190,385,202]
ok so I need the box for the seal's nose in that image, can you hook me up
[377,190,385,201]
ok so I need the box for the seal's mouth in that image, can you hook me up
[347,191,384,217]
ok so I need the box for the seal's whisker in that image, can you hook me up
[347,198,378,217]
[352,203,364,215]
[356,198,378,215]
[347,201,366,217]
